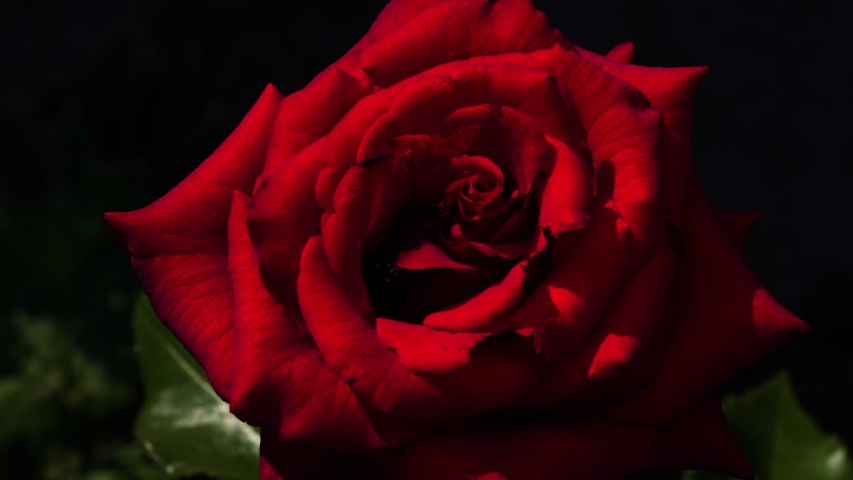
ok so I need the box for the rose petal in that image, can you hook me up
[259,428,365,480]
[607,178,809,424]
[714,209,761,253]
[564,307,674,411]
[448,223,529,260]
[384,398,750,480]
[498,197,636,354]
[579,47,709,225]
[299,236,542,418]
[433,104,553,198]
[376,318,489,374]
[231,192,423,450]
[259,395,751,480]
[315,91,397,212]
[106,84,281,257]
[377,129,484,224]
[259,67,372,181]
[299,234,468,417]
[396,242,484,273]
[105,84,282,398]
[605,41,635,64]
[445,156,505,221]
[446,63,579,148]
[538,135,593,238]
[655,394,753,479]
[382,413,656,480]
[422,259,529,333]
[361,0,445,41]
[359,0,570,87]
[486,189,540,244]
[128,254,236,398]
[321,165,376,320]
[586,244,676,381]
[531,45,663,226]
[247,138,326,321]
[357,77,463,163]
[518,241,677,405]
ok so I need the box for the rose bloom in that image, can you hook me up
[106,0,808,478]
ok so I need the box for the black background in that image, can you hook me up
[0,0,850,478]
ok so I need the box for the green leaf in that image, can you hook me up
[132,294,260,480]
[684,372,853,480]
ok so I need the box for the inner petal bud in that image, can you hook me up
[441,155,505,222]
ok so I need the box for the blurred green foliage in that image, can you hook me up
[0,311,166,479]
[133,295,260,480]
[686,373,853,480]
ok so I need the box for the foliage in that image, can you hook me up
[133,295,260,480]
[0,311,166,479]
[685,373,853,480]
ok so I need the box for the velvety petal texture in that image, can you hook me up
[105,84,283,398]
[106,0,808,479]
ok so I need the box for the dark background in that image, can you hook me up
[0,0,850,478]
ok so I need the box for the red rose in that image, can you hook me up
[105,0,808,478]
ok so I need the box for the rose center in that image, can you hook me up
[439,154,506,223]
[362,150,537,324]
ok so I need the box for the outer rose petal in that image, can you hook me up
[531,46,662,209]
[259,66,371,179]
[230,192,425,450]
[261,395,752,480]
[714,209,761,253]
[538,135,592,238]
[382,417,655,480]
[248,65,372,319]
[248,139,326,321]
[518,241,677,405]
[258,396,751,480]
[382,395,749,480]
[105,84,281,257]
[359,0,445,47]
[579,47,709,225]
[359,0,570,87]
[530,45,664,265]
[104,84,282,397]
[259,429,367,480]
[605,41,635,64]
[655,395,753,479]
[608,177,809,424]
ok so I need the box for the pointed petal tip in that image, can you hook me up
[753,288,811,338]
[605,41,635,64]
[263,82,282,96]
[586,337,633,381]
[714,209,762,253]
[104,211,132,246]
[673,65,711,93]
[783,312,811,337]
